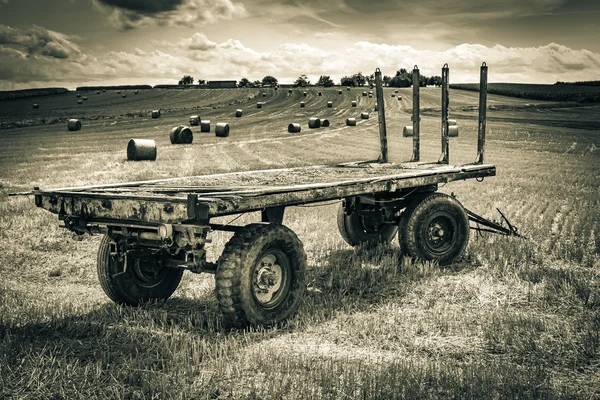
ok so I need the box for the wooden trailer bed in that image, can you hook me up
[34,161,496,225]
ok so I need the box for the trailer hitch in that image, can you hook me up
[466,207,524,239]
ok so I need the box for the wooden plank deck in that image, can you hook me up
[35,161,496,223]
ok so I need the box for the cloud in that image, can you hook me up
[0,24,82,60]
[93,0,246,30]
[2,28,600,90]
[177,32,217,51]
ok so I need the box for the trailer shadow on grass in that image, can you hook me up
[0,245,463,397]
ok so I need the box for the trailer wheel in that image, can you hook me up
[97,235,183,305]
[400,193,469,265]
[337,203,398,247]
[215,223,306,328]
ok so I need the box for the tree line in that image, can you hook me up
[179,69,442,88]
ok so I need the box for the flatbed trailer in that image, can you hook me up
[27,63,515,328]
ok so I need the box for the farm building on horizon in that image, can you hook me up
[208,80,237,88]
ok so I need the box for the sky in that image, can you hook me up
[0,0,599,90]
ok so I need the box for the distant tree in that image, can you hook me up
[382,75,392,86]
[353,72,366,86]
[389,69,412,88]
[252,80,261,87]
[197,78,206,85]
[340,76,355,86]
[294,75,310,87]
[427,76,435,86]
[238,77,250,87]
[262,75,278,86]
[317,75,334,87]
[419,75,428,87]
[366,73,375,86]
[179,75,194,85]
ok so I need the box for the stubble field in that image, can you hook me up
[0,84,599,399]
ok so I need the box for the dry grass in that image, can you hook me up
[0,87,599,399]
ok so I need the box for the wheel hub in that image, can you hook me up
[424,216,455,254]
[131,258,167,288]
[253,254,283,305]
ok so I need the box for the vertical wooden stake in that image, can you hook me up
[375,68,388,163]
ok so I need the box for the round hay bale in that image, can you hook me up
[351,100,357,107]
[257,102,262,109]
[308,117,321,129]
[288,123,301,133]
[67,119,82,131]
[403,126,414,137]
[77,100,82,105]
[395,90,399,93]
[179,127,193,143]
[122,94,126,98]
[338,89,343,94]
[152,110,161,118]
[127,139,156,161]
[170,126,179,144]
[189,115,200,126]
[303,91,307,97]
[448,125,459,137]
[368,93,373,98]
[346,118,356,126]
[102,89,106,92]
[448,119,457,126]
[170,125,194,144]
[83,97,88,101]
[235,109,243,118]
[262,92,267,97]
[321,119,330,127]
[391,93,396,97]
[76,93,81,98]
[318,91,322,96]
[374,103,379,111]
[288,89,293,94]
[369,91,373,95]
[398,96,402,100]
[300,101,306,108]
[347,87,351,91]
[200,120,211,133]
[215,122,230,137]
[117,91,121,94]
[96,91,100,94]
[327,101,333,108]
[362,92,367,96]
[361,112,369,119]
[134,90,139,94]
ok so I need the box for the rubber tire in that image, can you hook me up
[337,203,398,247]
[215,223,307,328]
[399,193,469,266]
[97,235,183,306]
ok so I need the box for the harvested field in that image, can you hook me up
[0,86,599,399]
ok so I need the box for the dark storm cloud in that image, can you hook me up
[94,0,184,15]
[0,24,81,59]
[93,0,246,30]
